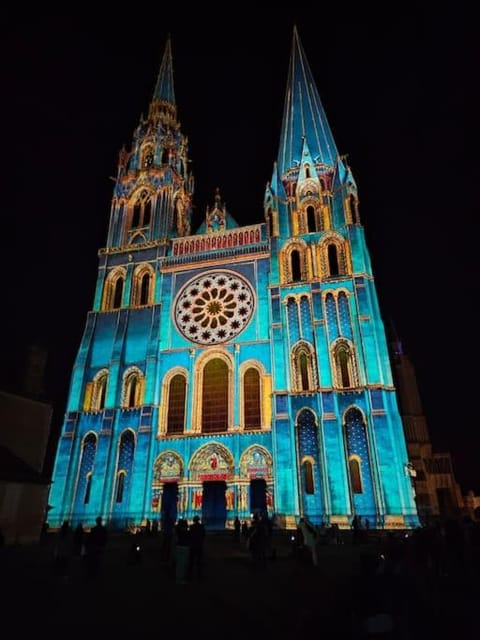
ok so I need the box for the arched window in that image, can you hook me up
[76,434,97,507]
[306,205,316,233]
[291,250,302,281]
[131,266,154,307]
[95,372,108,410]
[299,352,309,390]
[349,457,363,493]
[337,345,351,388]
[129,190,153,231]
[140,273,150,305]
[305,165,311,179]
[292,342,317,392]
[202,358,228,433]
[303,460,314,494]
[349,194,359,223]
[244,367,261,430]
[122,368,144,408]
[167,374,187,434]
[327,244,339,276]
[127,376,138,407]
[113,278,123,308]
[114,430,135,506]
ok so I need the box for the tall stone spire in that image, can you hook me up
[153,35,175,105]
[277,26,339,178]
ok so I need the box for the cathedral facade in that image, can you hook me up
[49,31,418,530]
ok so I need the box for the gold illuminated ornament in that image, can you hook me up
[174,271,255,344]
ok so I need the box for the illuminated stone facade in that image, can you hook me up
[49,31,418,529]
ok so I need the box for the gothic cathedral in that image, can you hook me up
[49,30,418,530]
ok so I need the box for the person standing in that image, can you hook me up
[85,516,108,578]
[186,516,206,581]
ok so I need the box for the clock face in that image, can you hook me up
[174,271,255,345]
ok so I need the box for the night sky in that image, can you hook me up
[2,10,478,493]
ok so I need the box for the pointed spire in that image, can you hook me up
[278,27,338,178]
[153,35,175,105]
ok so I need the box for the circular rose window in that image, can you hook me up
[175,271,255,344]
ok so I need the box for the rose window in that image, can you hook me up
[175,271,255,344]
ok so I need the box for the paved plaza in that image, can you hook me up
[0,528,477,637]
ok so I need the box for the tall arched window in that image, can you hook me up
[131,265,154,307]
[127,376,138,407]
[303,460,314,494]
[292,342,317,392]
[344,407,376,516]
[167,374,187,434]
[103,270,126,311]
[306,205,316,232]
[299,352,309,390]
[113,278,123,308]
[244,367,261,430]
[140,273,150,305]
[337,345,351,388]
[291,250,302,281]
[114,431,135,506]
[129,190,153,230]
[327,244,339,276]
[95,373,108,410]
[75,434,97,507]
[349,194,359,223]
[122,368,144,408]
[202,358,228,433]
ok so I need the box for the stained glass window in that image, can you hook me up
[244,367,261,430]
[202,359,228,433]
[167,374,186,434]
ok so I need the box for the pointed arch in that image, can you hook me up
[291,340,318,391]
[74,432,97,509]
[121,366,145,408]
[296,409,324,517]
[102,267,126,311]
[239,445,273,479]
[126,188,154,235]
[153,451,184,483]
[131,263,155,307]
[332,339,359,389]
[189,442,235,481]
[193,350,233,434]
[113,429,136,507]
[343,407,376,516]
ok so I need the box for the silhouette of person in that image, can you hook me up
[85,516,108,578]
[233,516,241,542]
[186,516,206,581]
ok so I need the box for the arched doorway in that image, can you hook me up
[161,482,178,526]
[202,481,227,529]
[250,478,267,516]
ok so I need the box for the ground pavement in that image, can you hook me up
[0,528,476,638]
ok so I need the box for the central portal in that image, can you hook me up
[202,481,227,530]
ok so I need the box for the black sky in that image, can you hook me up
[2,10,478,492]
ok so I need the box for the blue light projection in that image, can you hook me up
[48,30,418,530]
